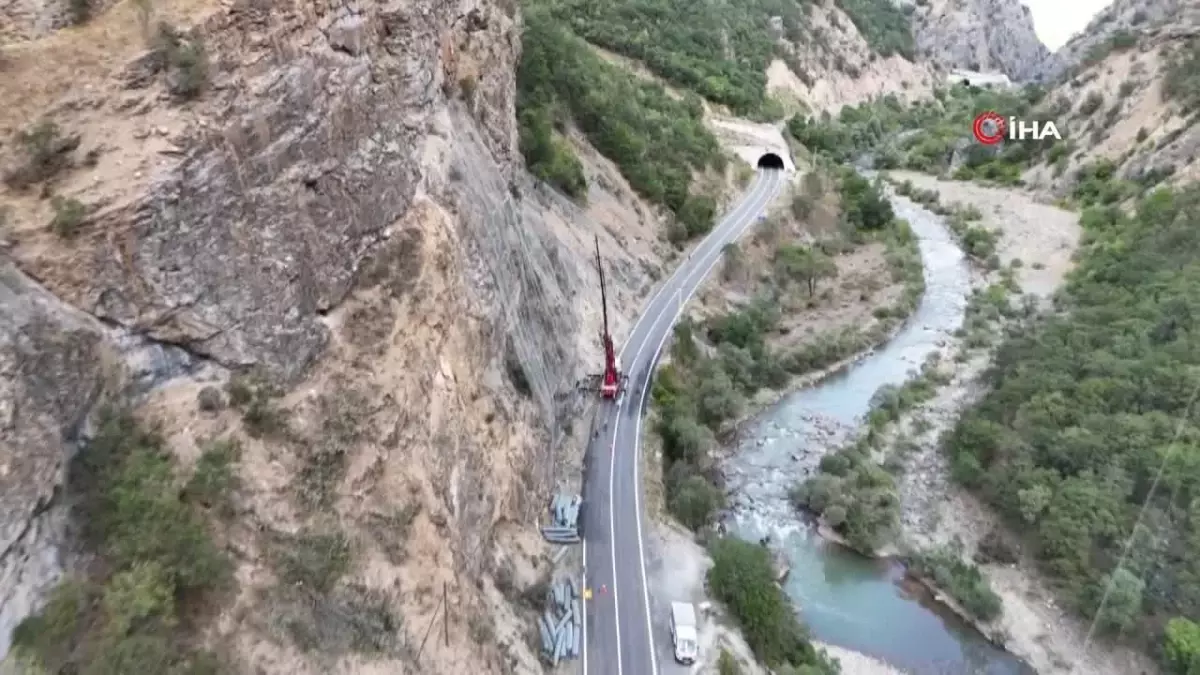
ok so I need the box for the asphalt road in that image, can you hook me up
[582,168,786,675]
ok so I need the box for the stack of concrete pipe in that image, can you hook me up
[539,577,582,663]
[541,493,581,544]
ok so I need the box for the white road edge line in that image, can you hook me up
[607,171,775,674]
[586,171,772,675]
[631,170,782,674]
[616,173,770,368]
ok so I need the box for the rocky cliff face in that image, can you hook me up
[767,0,937,112]
[0,0,665,670]
[1035,0,1200,81]
[14,1,527,382]
[1022,0,1200,193]
[910,0,1051,81]
[0,262,115,655]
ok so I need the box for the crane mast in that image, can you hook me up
[595,236,620,399]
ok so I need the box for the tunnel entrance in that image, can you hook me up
[757,152,785,170]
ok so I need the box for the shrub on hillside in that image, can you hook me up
[11,410,230,673]
[832,0,915,59]
[837,171,894,230]
[1163,39,1200,113]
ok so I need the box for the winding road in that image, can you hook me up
[582,167,786,675]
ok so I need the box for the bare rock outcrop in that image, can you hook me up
[767,2,937,113]
[16,1,524,383]
[0,0,660,669]
[910,0,1051,82]
[1035,0,1200,81]
[0,261,115,655]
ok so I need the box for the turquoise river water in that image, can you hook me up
[722,192,1037,675]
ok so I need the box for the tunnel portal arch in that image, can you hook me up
[757,152,785,170]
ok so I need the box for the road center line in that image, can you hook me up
[599,170,776,675]
[629,170,782,674]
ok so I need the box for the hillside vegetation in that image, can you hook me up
[517,8,724,242]
[11,412,233,674]
[942,186,1200,669]
[536,0,914,118]
[787,76,1197,205]
[831,0,915,60]
[786,83,1053,183]
[515,0,922,234]
[539,0,782,117]
[781,62,1200,672]
[708,537,839,673]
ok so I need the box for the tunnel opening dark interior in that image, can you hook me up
[757,153,785,169]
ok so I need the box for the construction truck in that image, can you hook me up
[670,601,698,665]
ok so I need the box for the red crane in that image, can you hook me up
[580,235,627,399]
[596,235,621,399]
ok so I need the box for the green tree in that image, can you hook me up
[775,245,838,295]
[659,405,715,465]
[668,474,725,530]
[718,649,742,675]
[1017,484,1051,523]
[102,562,177,636]
[1165,617,1200,675]
[696,364,743,428]
[1094,568,1145,633]
[837,173,894,230]
[708,538,831,669]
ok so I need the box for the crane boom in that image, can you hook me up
[596,235,609,343]
[595,236,620,399]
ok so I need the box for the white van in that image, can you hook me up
[669,602,698,665]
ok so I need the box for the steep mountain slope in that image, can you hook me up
[0,0,676,671]
[769,0,937,112]
[909,0,1050,81]
[0,0,1100,671]
[1023,4,1200,193]
[1036,0,1200,81]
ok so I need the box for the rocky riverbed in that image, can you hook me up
[716,174,1154,675]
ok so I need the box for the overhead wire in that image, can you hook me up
[1081,368,1200,654]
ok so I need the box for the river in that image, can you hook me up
[721,193,1037,675]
